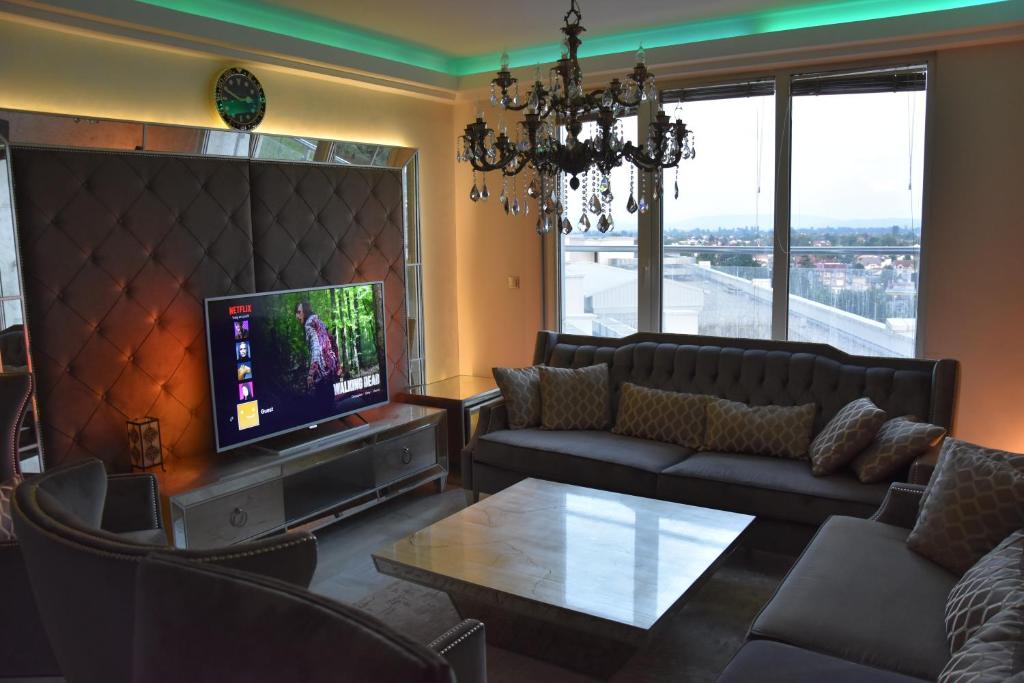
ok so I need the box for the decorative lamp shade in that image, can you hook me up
[127,416,164,470]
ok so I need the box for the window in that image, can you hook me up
[560,115,639,338]
[661,82,775,338]
[555,63,928,358]
[789,68,925,357]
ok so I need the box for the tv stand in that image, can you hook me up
[162,403,448,549]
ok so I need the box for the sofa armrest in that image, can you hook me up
[870,483,926,529]
[182,531,318,588]
[102,473,163,533]
[428,619,486,683]
[908,442,942,486]
[461,398,507,493]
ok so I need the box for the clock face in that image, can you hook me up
[214,67,266,131]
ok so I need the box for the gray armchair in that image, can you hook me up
[12,457,317,683]
[133,553,487,683]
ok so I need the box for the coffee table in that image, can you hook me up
[373,478,754,675]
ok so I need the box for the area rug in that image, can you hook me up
[356,550,791,682]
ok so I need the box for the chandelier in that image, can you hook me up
[458,0,695,235]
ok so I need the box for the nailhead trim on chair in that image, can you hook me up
[194,534,317,563]
[428,620,485,655]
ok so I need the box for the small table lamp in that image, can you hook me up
[127,416,165,471]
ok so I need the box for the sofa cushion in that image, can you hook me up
[850,417,946,484]
[945,529,1024,653]
[908,438,1024,575]
[611,383,708,449]
[718,641,930,683]
[751,516,956,680]
[705,398,816,460]
[938,605,1024,682]
[656,452,889,526]
[538,364,611,431]
[809,398,887,476]
[475,429,690,497]
[492,366,541,429]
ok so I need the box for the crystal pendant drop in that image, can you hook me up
[526,178,540,198]
[536,215,550,235]
[524,200,530,216]
[589,193,602,214]
[469,183,480,202]
[674,180,680,200]
[599,175,610,194]
[555,200,563,216]
[626,193,638,214]
[602,188,614,203]
[638,196,649,214]
[511,197,520,216]
[500,192,510,214]
[607,214,615,232]
[481,182,490,201]
[597,214,610,233]
[579,212,591,232]
[561,216,572,235]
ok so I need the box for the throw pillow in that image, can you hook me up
[0,474,22,542]
[808,398,887,476]
[705,398,816,460]
[492,366,541,429]
[938,605,1024,682]
[612,383,708,449]
[945,529,1024,653]
[538,364,610,431]
[850,416,947,484]
[907,438,1024,574]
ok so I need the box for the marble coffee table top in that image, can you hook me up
[373,478,754,635]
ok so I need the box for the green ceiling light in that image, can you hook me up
[137,0,1011,76]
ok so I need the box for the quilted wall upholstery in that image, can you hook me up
[533,332,959,436]
[249,162,407,394]
[13,148,409,470]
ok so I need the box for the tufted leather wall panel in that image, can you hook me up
[13,148,409,471]
[249,162,407,394]
[533,331,959,435]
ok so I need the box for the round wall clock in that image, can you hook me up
[214,67,266,131]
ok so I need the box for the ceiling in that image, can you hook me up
[136,0,1014,75]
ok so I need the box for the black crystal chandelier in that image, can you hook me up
[458,0,695,235]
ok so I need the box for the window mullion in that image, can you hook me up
[772,74,793,341]
[637,100,661,333]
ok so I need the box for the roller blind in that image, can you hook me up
[791,65,927,96]
[661,79,775,104]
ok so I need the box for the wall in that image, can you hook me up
[922,40,1024,451]
[0,16,461,384]
[453,100,544,376]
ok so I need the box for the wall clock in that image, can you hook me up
[214,67,266,131]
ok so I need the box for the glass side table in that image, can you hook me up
[398,375,500,482]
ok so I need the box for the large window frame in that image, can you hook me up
[550,56,933,358]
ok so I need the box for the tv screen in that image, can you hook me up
[205,282,389,451]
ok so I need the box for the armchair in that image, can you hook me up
[12,457,318,683]
[133,554,487,683]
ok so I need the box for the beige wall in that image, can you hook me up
[0,17,461,383]
[922,41,1024,452]
[453,101,543,376]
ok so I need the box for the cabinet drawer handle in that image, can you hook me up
[401,447,412,464]
[229,507,249,528]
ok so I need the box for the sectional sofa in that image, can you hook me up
[461,331,958,527]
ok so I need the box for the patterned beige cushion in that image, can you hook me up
[945,530,1024,653]
[938,605,1024,682]
[0,474,22,542]
[612,383,708,449]
[493,366,541,429]
[850,416,947,483]
[538,364,610,431]
[907,438,1024,574]
[808,398,887,476]
[705,398,816,460]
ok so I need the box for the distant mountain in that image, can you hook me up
[664,214,921,231]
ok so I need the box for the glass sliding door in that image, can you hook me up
[659,82,776,337]
[788,67,926,357]
[560,115,639,337]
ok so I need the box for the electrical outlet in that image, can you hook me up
[507,276,520,289]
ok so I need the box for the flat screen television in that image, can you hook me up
[205,282,389,452]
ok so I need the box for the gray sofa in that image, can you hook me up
[718,483,954,681]
[462,331,958,527]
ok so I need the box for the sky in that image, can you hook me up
[559,88,926,236]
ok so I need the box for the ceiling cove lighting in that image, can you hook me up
[136,0,1011,76]
[459,1,694,235]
